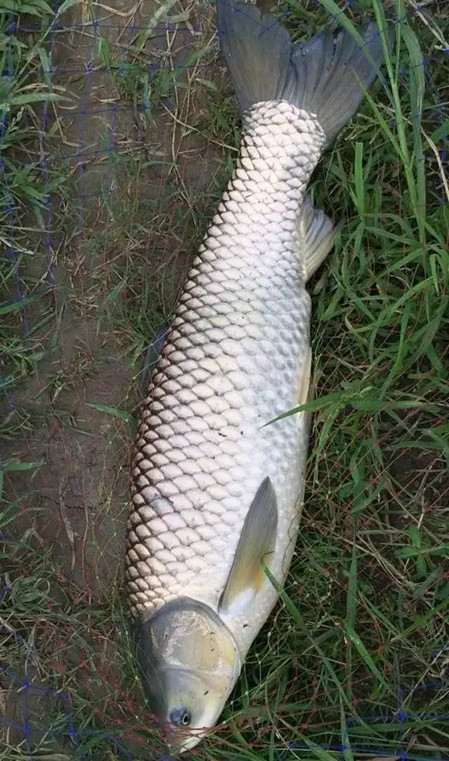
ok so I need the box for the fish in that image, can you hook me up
[125,0,383,752]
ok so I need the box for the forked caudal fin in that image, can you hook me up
[216,0,384,142]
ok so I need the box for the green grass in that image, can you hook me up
[1,0,449,759]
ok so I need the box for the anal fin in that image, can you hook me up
[298,196,335,283]
[299,347,312,406]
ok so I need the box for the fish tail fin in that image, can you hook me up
[216,0,384,142]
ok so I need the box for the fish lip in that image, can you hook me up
[166,729,206,754]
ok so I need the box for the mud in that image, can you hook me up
[2,0,223,593]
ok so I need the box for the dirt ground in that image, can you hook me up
[3,0,223,593]
[1,4,233,756]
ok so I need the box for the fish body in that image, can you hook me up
[128,101,323,638]
[126,0,383,751]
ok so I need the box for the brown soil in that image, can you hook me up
[2,0,223,593]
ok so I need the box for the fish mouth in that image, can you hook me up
[166,726,207,754]
[146,665,232,752]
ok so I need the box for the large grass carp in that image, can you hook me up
[126,0,383,751]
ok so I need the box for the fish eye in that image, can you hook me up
[169,708,192,727]
[181,711,191,726]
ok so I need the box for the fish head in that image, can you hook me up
[135,597,241,752]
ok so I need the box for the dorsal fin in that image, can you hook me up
[219,477,278,615]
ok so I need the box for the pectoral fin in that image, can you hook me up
[298,196,335,282]
[219,477,278,615]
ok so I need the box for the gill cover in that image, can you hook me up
[134,598,241,751]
